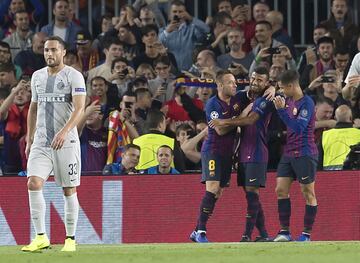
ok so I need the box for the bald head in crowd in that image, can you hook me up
[196,49,216,68]
[265,11,283,31]
[335,105,352,123]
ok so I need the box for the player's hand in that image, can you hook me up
[25,142,32,159]
[263,85,276,101]
[208,119,226,128]
[51,129,68,150]
[240,102,253,117]
[273,95,285,109]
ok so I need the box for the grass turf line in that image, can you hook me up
[0,242,359,263]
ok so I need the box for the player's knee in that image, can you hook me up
[301,187,316,201]
[275,185,289,198]
[27,178,43,191]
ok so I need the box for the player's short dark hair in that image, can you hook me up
[213,11,232,26]
[54,0,69,7]
[253,66,269,79]
[111,57,129,70]
[46,36,67,49]
[146,109,165,130]
[216,69,232,83]
[317,36,334,47]
[90,76,107,86]
[157,145,174,156]
[123,143,141,153]
[103,36,124,50]
[315,96,335,107]
[153,55,171,67]
[0,63,16,74]
[256,20,272,30]
[141,24,159,37]
[278,70,299,85]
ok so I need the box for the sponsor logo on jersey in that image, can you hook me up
[75,87,86,92]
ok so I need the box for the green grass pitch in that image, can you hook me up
[0,242,359,263]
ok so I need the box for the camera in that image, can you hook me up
[121,68,129,75]
[173,15,180,22]
[124,101,133,109]
[267,47,281,54]
[321,76,335,83]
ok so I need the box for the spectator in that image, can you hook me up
[189,49,220,77]
[159,0,210,71]
[133,109,185,172]
[135,87,152,123]
[0,63,18,90]
[217,0,232,15]
[297,25,328,75]
[89,76,120,119]
[147,145,180,174]
[249,21,283,74]
[115,24,141,61]
[217,28,254,71]
[300,36,335,90]
[205,11,232,57]
[3,9,33,61]
[75,31,99,76]
[195,85,214,105]
[252,0,270,23]
[78,100,108,173]
[320,0,359,49]
[0,79,30,174]
[148,55,176,103]
[103,90,139,174]
[92,14,113,55]
[136,63,156,80]
[108,143,142,175]
[265,10,296,59]
[133,4,166,28]
[87,37,124,87]
[110,57,135,97]
[40,0,82,51]
[133,25,178,72]
[334,46,350,83]
[13,32,46,76]
[0,41,22,79]
[314,96,336,144]
[320,105,360,170]
[0,0,44,36]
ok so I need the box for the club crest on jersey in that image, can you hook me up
[57,81,65,90]
[233,103,239,111]
[301,109,308,117]
[293,107,298,115]
[210,111,219,120]
[260,101,267,109]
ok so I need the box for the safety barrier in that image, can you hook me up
[0,170,359,245]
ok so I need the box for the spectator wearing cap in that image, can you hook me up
[77,97,108,173]
[75,30,99,75]
[13,32,46,76]
[159,0,210,71]
[146,145,180,174]
[40,0,83,50]
[133,25,178,72]
[3,9,33,61]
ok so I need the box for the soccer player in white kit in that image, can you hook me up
[21,36,86,252]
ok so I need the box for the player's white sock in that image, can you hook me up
[29,190,46,234]
[64,193,79,237]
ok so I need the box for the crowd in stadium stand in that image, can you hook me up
[0,0,360,176]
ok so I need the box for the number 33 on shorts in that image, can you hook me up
[209,160,216,177]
